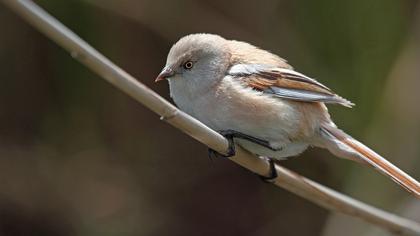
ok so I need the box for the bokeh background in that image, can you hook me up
[0,0,419,235]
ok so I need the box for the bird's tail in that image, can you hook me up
[319,123,420,198]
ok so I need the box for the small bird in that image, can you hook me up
[155,33,420,197]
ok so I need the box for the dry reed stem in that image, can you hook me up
[2,0,420,235]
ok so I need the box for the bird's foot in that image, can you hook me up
[208,129,279,160]
[208,131,236,159]
[218,130,279,151]
[208,130,278,183]
[259,158,278,183]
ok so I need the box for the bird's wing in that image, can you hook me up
[227,64,354,107]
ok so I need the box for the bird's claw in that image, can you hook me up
[208,132,236,159]
[259,158,278,183]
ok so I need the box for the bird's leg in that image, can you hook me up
[208,129,280,159]
[207,130,279,183]
[219,130,280,151]
[259,158,278,183]
[208,129,276,159]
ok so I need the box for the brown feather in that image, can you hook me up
[226,40,350,104]
[244,73,334,96]
[321,124,420,198]
[228,40,292,69]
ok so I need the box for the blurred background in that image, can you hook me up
[0,0,419,235]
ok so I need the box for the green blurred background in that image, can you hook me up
[0,0,419,235]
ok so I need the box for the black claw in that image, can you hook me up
[207,132,236,159]
[207,129,279,183]
[207,149,215,161]
[259,158,278,183]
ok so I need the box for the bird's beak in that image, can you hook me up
[155,66,175,82]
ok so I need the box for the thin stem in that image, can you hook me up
[2,0,420,234]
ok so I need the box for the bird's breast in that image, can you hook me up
[169,76,328,157]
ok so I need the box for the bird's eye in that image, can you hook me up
[183,61,194,70]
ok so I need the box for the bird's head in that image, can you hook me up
[155,33,231,97]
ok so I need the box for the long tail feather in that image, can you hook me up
[320,123,420,198]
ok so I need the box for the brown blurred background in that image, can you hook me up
[0,0,419,235]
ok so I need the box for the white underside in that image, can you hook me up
[169,76,323,160]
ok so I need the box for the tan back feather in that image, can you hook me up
[228,40,292,69]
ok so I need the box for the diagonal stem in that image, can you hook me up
[2,0,420,234]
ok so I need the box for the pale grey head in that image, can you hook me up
[155,33,231,98]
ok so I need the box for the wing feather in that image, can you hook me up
[228,64,354,107]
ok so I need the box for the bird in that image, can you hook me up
[155,33,420,197]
